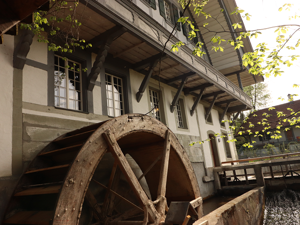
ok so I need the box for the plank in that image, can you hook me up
[4,211,53,225]
[85,189,102,221]
[54,130,96,144]
[15,185,61,196]
[25,164,69,174]
[39,144,83,156]
[190,197,203,209]
[156,130,171,215]
[103,131,159,223]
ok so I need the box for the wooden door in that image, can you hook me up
[286,129,294,141]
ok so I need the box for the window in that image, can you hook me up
[54,55,82,110]
[259,132,272,141]
[205,107,213,123]
[223,133,232,158]
[158,0,180,29]
[143,0,156,9]
[105,74,124,117]
[175,99,187,129]
[164,0,172,23]
[149,89,161,121]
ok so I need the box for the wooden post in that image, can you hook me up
[213,171,221,191]
[103,131,159,222]
[244,169,249,185]
[269,166,274,179]
[223,171,228,186]
[254,166,265,186]
[157,130,171,216]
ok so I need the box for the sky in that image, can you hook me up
[235,0,300,107]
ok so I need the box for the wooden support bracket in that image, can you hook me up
[136,59,159,102]
[219,102,231,123]
[170,77,187,113]
[205,94,219,121]
[190,88,206,116]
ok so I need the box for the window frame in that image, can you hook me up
[54,55,83,111]
[148,86,166,123]
[222,133,232,159]
[175,98,188,129]
[105,73,125,118]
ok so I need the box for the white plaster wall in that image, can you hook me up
[23,65,48,106]
[92,53,102,115]
[129,69,237,167]
[0,35,14,177]
[27,35,48,64]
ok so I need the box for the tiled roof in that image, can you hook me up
[237,99,300,135]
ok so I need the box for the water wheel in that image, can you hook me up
[3,114,202,225]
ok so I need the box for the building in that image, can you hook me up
[237,99,300,158]
[0,0,263,222]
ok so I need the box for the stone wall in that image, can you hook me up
[194,187,265,225]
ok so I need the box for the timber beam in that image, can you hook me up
[87,26,127,91]
[133,53,167,71]
[113,41,145,58]
[205,94,220,121]
[13,29,34,69]
[184,83,214,95]
[237,73,243,90]
[89,25,127,47]
[159,63,180,73]
[170,76,188,113]
[219,102,231,123]
[216,99,237,106]
[202,91,225,99]
[136,59,159,102]
[166,72,196,84]
[224,69,246,77]
[227,105,248,113]
[190,87,207,116]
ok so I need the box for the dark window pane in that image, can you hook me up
[59,57,65,67]
[75,73,80,81]
[75,82,81,91]
[113,77,117,85]
[69,71,74,80]
[55,56,58,65]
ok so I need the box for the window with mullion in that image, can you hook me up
[105,74,124,117]
[149,89,161,121]
[175,98,187,129]
[54,55,82,111]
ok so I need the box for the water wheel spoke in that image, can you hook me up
[85,189,102,221]
[156,130,171,216]
[103,131,159,223]
[102,161,119,218]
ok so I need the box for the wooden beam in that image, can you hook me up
[184,83,214,95]
[205,94,220,121]
[219,102,231,123]
[136,59,159,102]
[202,91,225,99]
[114,41,145,58]
[133,53,167,71]
[215,99,237,106]
[170,76,188,113]
[89,25,127,47]
[166,72,196,84]
[224,69,246,77]
[237,73,243,90]
[190,87,206,117]
[157,130,171,216]
[138,154,163,181]
[93,179,143,212]
[87,26,127,91]
[103,131,159,222]
[227,105,248,113]
[13,29,34,69]
[159,63,180,73]
[85,190,102,221]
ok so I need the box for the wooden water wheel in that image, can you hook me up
[3,114,202,225]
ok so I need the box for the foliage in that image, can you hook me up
[243,83,271,110]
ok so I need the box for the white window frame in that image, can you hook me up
[105,73,125,117]
[175,98,188,129]
[149,88,164,122]
[164,0,173,24]
[222,133,232,159]
[54,55,83,111]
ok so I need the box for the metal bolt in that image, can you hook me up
[77,159,79,162]
[66,184,69,187]
[80,182,83,186]
[57,214,60,217]
[73,208,75,211]
[64,208,67,212]
[89,162,92,165]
